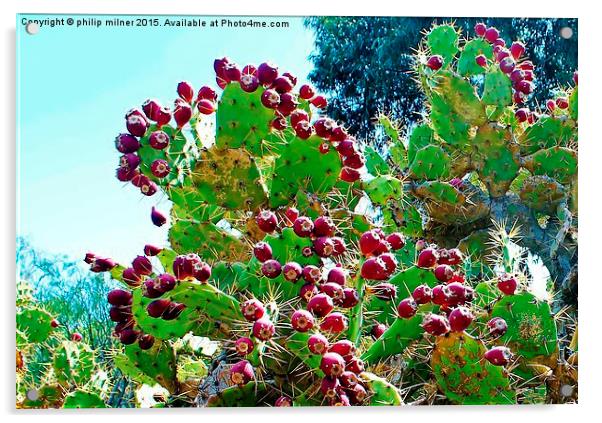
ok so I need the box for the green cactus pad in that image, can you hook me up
[190,146,268,210]
[413,181,464,205]
[383,201,424,237]
[457,39,493,76]
[269,136,342,208]
[132,282,243,340]
[16,307,54,343]
[434,71,486,126]
[168,185,225,223]
[176,354,208,384]
[365,146,390,176]
[62,390,105,408]
[569,87,578,121]
[263,227,320,267]
[286,331,322,374]
[210,261,259,293]
[207,382,270,407]
[432,332,515,404]
[378,113,402,143]
[426,25,459,63]
[363,176,403,205]
[407,124,434,164]
[482,69,512,106]
[519,175,567,214]
[473,123,520,197]
[519,116,576,155]
[458,230,495,281]
[215,84,275,156]
[390,265,438,297]
[408,144,451,179]
[168,219,248,262]
[361,372,403,405]
[19,384,63,409]
[490,292,558,359]
[116,342,177,392]
[430,94,471,147]
[53,341,96,387]
[524,146,577,185]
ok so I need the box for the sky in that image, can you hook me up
[17,14,315,265]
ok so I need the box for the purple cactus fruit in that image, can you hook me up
[120,153,141,171]
[253,242,272,263]
[197,99,216,115]
[132,255,152,276]
[320,282,345,305]
[359,230,381,256]
[313,236,335,258]
[192,261,211,283]
[241,298,265,322]
[484,27,500,43]
[474,22,486,37]
[197,86,218,102]
[371,282,397,301]
[299,84,315,100]
[122,267,142,287]
[421,313,451,336]
[509,41,525,60]
[475,54,487,68]
[154,106,171,128]
[307,293,334,317]
[320,376,340,399]
[156,273,176,293]
[115,133,140,153]
[252,318,276,341]
[515,108,529,123]
[371,323,387,339]
[360,257,388,280]
[239,74,260,93]
[432,284,451,306]
[142,279,163,299]
[260,89,280,109]
[118,329,139,345]
[331,237,346,255]
[302,246,313,257]
[162,302,186,320]
[144,244,162,256]
[327,267,346,285]
[516,80,534,95]
[329,339,355,359]
[417,247,439,268]
[348,384,367,405]
[302,265,322,284]
[257,62,279,85]
[283,262,303,282]
[274,396,292,407]
[261,259,282,279]
[449,306,474,332]
[290,109,310,127]
[71,332,83,342]
[313,216,336,237]
[320,352,346,377]
[126,113,148,137]
[293,216,314,238]
[256,210,278,233]
[299,283,319,302]
[397,297,418,318]
[291,309,315,332]
[150,206,167,227]
[556,97,569,109]
[214,56,230,76]
[109,306,131,323]
[378,253,398,276]
[148,130,170,150]
[340,371,359,388]
[487,317,508,337]
[223,62,242,82]
[173,254,200,280]
[107,289,132,306]
[340,288,359,308]
[499,57,516,74]
[174,101,192,128]
[177,81,194,103]
[307,333,329,355]
[412,284,433,305]
[138,333,155,350]
[90,257,117,273]
[346,357,365,374]
[497,273,518,295]
[320,312,348,333]
[142,99,161,121]
[230,360,254,386]
[484,346,513,366]
[271,116,288,130]
[116,167,137,182]
[426,55,444,70]
[146,298,171,318]
[235,337,254,356]
[139,178,158,196]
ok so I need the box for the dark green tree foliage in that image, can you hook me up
[305,17,577,143]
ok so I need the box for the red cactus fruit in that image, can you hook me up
[261,259,282,279]
[487,317,508,337]
[291,309,315,332]
[320,282,345,305]
[434,264,454,282]
[371,323,387,339]
[138,334,155,350]
[320,352,346,377]
[241,298,265,322]
[107,289,133,306]
[421,313,451,336]
[360,257,388,280]
[327,267,346,285]
[412,284,433,305]
[359,230,381,256]
[475,22,487,37]
[253,241,272,263]
[346,357,365,374]
[484,346,513,366]
[371,282,397,301]
[300,283,319,302]
[283,261,303,282]
[320,312,348,333]
[397,297,418,318]
[485,27,500,43]
[510,41,525,60]
[329,339,355,360]
[475,54,487,67]
[386,232,405,250]
[274,396,292,407]
[257,62,279,85]
[320,376,340,399]
[417,247,439,268]
[230,360,254,386]
[132,255,152,276]
[284,207,299,225]
[497,273,518,295]
[293,216,314,237]
[307,293,334,318]
[426,55,444,70]
[252,318,276,341]
[307,333,329,355]
[256,210,278,233]
[340,288,360,308]
[449,306,474,332]
[302,265,322,284]
[147,299,171,318]
[235,337,254,356]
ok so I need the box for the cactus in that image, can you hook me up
[74,22,577,407]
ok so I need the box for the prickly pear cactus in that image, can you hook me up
[81,22,576,408]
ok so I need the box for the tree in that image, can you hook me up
[305,17,578,143]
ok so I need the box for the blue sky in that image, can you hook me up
[17,15,315,265]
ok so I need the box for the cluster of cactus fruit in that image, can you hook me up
[76,22,578,407]
[16,281,109,408]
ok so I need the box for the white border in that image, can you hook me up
[2,1,600,422]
